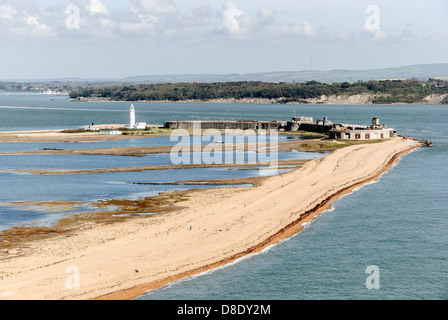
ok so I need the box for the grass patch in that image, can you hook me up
[59,129,90,133]
[279,130,328,137]
[0,226,66,250]
[121,128,175,136]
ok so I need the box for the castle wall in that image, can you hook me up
[164,121,282,131]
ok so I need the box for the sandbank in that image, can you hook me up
[0,138,420,300]
[0,126,171,143]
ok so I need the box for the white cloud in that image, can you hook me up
[372,30,387,41]
[90,0,109,15]
[130,0,178,16]
[0,1,338,42]
[1,0,446,79]
[0,4,16,19]
[178,6,213,42]
[330,28,353,41]
[0,0,440,51]
[256,7,275,25]
[362,22,387,41]
[302,21,316,37]
[1,0,37,11]
[99,18,113,27]
[0,0,57,38]
[273,20,317,39]
[220,1,244,34]
[183,6,212,27]
[119,15,158,36]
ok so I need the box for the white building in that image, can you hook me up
[130,104,136,128]
[85,123,100,131]
[100,128,122,135]
[127,104,147,129]
[329,118,396,140]
[329,128,395,140]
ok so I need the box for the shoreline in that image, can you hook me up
[72,93,448,105]
[0,127,174,143]
[95,142,418,300]
[0,138,420,300]
[0,127,316,144]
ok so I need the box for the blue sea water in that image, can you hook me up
[1,93,447,299]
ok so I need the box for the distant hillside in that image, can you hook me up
[2,63,448,85]
[121,63,448,84]
[2,63,448,94]
[69,79,448,105]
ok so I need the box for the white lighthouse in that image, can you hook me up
[127,104,147,129]
[129,104,136,128]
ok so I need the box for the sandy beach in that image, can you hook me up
[0,137,419,300]
[0,126,167,143]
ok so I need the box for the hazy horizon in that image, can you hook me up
[1,0,447,79]
[1,62,447,82]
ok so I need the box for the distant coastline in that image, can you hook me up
[72,92,448,105]
[68,79,448,105]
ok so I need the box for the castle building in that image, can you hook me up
[164,116,397,141]
[328,118,396,140]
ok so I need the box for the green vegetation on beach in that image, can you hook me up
[68,79,448,104]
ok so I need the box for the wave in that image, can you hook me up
[0,170,32,176]
[350,178,381,193]
[300,206,336,230]
[0,105,123,113]
[141,242,279,298]
[105,181,128,185]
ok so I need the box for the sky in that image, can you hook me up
[0,0,447,79]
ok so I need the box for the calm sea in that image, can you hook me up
[1,93,447,299]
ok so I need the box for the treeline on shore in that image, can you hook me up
[68,79,448,104]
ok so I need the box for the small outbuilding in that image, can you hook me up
[85,123,100,131]
[100,128,122,135]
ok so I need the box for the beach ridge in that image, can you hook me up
[95,139,419,300]
[0,138,419,300]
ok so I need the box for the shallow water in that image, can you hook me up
[0,134,309,154]
[0,152,314,231]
